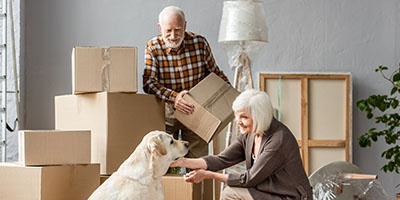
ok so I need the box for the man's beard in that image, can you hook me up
[162,35,184,49]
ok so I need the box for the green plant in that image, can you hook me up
[357,64,400,174]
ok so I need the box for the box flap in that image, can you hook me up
[174,73,239,143]
[189,73,239,123]
[174,95,221,143]
[189,73,226,105]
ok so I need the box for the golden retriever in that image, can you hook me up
[88,130,189,200]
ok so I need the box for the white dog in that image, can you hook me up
[88,130,189,200]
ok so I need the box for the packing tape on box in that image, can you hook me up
[202,83,231,109]
[101,47,111,91]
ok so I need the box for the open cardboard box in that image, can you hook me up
[174,73,240,143]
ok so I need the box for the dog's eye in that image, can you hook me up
[170,140,174,145]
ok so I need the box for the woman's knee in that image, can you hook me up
[220,186,253,200]
[220,186,235,200]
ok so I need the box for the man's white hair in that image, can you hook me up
[158,6,186,25]
[232,89,274,135]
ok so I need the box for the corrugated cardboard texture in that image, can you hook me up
[55,92,165,174]
[178,95,221,142]
[72,46,137,94]
[0,163,100,200]
[162,174,212,200]
[174,73,239,143]
[18,130,91,165]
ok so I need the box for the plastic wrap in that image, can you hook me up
[224,43,265,70]
[354,179,392,200]
[218,1,268,44]
[312,173,393,200]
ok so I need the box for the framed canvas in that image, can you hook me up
[260,73,352,175]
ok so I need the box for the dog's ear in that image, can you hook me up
[147,135,167,156]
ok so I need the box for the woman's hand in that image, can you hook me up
[184,169,207,183]
[170,158,208,169]
[170,157,185,168]
[184,169,229,183]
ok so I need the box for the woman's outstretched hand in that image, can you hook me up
[170,157,185,168]
[184,169,207,183]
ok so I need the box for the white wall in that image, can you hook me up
[21,0,400,197]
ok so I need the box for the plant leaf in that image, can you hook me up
[391,87,397,95]
[393,73,400,82]
[357,101,367,110]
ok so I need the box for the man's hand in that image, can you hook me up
[175,90,194,115]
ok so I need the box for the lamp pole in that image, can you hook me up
[217,0,268,197]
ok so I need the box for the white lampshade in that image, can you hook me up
[218,0,268,44]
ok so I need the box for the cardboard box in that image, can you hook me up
[100,175,110,185]
[174,73,240,143]
[55,92,165,175]
[0,163,100,200]
[72,46,137,94]
[162,174,213,200]
[19,130,91,166]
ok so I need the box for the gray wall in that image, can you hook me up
[22,0,400,197]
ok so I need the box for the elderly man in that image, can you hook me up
[143,6,229,158]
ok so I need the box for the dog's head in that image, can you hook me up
[145,130,189,162]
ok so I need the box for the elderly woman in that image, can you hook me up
[170,89,312,200]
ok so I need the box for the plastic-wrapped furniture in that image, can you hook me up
[309,161,392,200]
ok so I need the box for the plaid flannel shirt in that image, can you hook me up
[143,32,229,103]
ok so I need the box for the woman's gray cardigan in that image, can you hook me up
[202,118,313,200]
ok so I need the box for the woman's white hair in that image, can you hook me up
[232,89,274,134]
[158,6,185,25]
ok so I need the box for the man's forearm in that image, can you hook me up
[142,77,177,103]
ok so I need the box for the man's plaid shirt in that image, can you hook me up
[143,32,229,103]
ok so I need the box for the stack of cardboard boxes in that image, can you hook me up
[0,46,165,199]
[0,130,100,199]
[55,46,166,175]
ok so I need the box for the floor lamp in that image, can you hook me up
[218,0,268,194]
